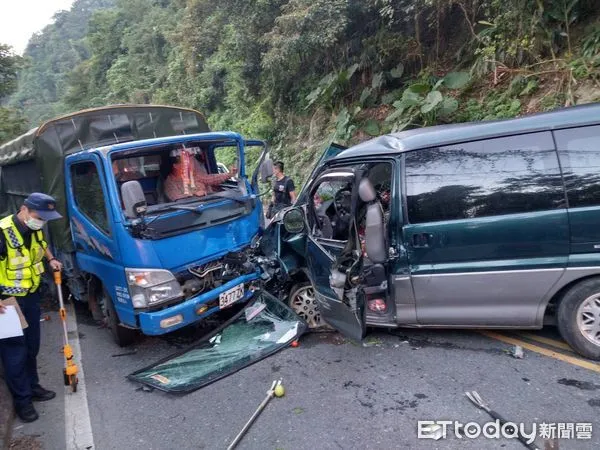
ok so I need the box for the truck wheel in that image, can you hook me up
[102,290,137,347]
[557,279,600,361]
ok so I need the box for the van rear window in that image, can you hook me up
[555,125,600,209]
[405,132,565,223]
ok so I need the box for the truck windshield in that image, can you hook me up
[112,143,240,211]
[112,142,251,238]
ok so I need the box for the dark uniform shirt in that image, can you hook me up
[272,176,295,208]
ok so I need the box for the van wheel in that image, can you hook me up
[557,279,600,361]
[288,282,330,331]
[102,289,137,347]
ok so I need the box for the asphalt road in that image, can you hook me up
[9,301,600,450]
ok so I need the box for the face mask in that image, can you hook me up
[25,216,46,231]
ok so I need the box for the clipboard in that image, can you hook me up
[0,297,29,329]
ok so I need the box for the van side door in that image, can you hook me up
[403,132,569,326]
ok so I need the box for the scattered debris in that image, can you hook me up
[512,345,524,359]
[135,385,154,393]
[363,337,383,347]
[293,407,304,415]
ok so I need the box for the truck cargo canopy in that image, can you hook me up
[0,105,210,252]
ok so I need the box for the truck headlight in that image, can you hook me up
[125,268,183,308]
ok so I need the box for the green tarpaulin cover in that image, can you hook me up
[0,105,209,251]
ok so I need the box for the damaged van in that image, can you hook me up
[264,103,600,361]
[0,105,273,346]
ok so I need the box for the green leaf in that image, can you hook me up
[305,87,322,107]
[364,119,380,136]
[372,72,384,90]
[407,83,430,94]
[390,63,404,79]
[359,88,372,104]
[385,108,405,123]
[402,89,423,106]
[347,63,360,79]
[438,97,458,117]
[478,20,494,26]
[393,121,411,132]
[519,79,538,97]
[421,90,443,114]
[381,91,398,105]
[443,72,471,89]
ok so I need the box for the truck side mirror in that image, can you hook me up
[121,180,147,219]
[259,158,274,183]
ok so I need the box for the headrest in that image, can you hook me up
[358,178,377,202]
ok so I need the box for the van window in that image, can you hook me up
[555,125,600,208]
[71,161,110,234]
[405,132,564,223]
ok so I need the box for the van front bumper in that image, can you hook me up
[137,272,260,335]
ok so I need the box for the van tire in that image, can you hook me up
[557,279,600,361]
[288,282,331,331]
[102,289,137,347]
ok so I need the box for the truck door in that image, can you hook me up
[303,167,366,341]
[65,154,123,312]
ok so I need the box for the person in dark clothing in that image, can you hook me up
[269,161,296,217]
[0,193,63,423]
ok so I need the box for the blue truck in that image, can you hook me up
[0,105,274,346]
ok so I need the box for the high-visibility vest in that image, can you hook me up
[0,215,47,296]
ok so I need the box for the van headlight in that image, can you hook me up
[125,268,183,308]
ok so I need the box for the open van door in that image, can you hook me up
[296,142,347,203]
[285,167,365,341]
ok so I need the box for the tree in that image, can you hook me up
[0,44,22,98]
[0,43,26,144]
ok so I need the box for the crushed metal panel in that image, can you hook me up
[128,291,307,394]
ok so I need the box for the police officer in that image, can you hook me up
[0,193,63,422]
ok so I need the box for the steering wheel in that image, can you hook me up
[333,189,352,217]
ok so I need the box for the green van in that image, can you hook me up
[265,103,600,361]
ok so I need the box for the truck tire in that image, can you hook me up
[557,278,600,361]
[102,289,137,347]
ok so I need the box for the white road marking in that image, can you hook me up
[65,303,95,449]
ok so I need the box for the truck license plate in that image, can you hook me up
[219,284,244,309]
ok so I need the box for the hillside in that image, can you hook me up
[5,0,600,186]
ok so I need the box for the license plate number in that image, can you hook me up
[219,284,244,309]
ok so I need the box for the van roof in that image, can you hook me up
[335,102,600,159]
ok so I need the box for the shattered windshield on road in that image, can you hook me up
[128,291,307,393]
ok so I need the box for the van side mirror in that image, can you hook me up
[121,180,147,219]
[283,208,305,234]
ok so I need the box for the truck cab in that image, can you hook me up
[0,105,273,346]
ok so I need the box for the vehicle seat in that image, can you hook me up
[358,178,387,294]
[358,178,387,264]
